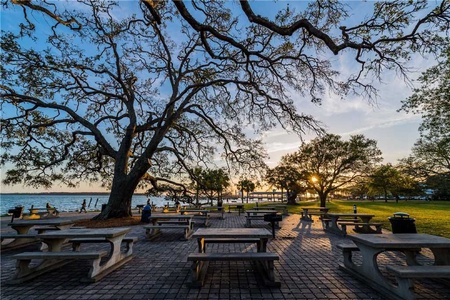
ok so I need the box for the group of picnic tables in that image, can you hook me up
[300,206,382,236]
[301,206,450,299]
[2,204,450,299]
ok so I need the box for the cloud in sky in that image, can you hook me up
[0,1,438,193]
[262,49,430,167]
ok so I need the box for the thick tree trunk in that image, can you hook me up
[319,193,327,207]
[93,176,138,220]
[287,191,297,205]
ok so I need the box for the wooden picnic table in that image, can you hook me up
[7,219,75,234]
[202,206,225,220]
[1,219,75,250]
[9,227,133,284]
[180,209,210,226]
[339,233,450,299]
[325,213,375,235]
[244,210,279,228]
[300,207,329,222]
[145,214,194,239]
[227,204,244,215]
[188,228,279,287]
[192,227,273,253]
[270,205,289,216]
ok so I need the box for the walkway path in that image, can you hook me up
[1,212,449,299]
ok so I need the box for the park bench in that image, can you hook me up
[144,224,193,240]
[187,252,280,287]
[10,250,109,284]
[337,221,382,236]
[69,237,138,257]
[385,265,450,299]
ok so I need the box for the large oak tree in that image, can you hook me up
[1,0,449,219]
[284,134,382,207]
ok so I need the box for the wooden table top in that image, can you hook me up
[349,233,450,248]
[192,228,273,239]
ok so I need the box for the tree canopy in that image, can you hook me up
[399,45,450,179]
[1,0,449,219]
[283,134,382,207]
[265,165,307,204]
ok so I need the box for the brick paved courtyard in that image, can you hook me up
[1,212,449,299]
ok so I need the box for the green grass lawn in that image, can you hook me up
[227,200,450,238]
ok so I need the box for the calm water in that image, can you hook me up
[0,194,170,215]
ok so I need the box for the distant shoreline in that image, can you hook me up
[0,192,146,195]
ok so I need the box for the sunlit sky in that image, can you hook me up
[0,1,433,193]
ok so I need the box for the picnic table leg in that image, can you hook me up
[339,242,418,300]
[84,235,132,281]
[430,249,450,265]
[258,238,268,252]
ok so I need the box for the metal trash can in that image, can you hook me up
[388,212,417,233]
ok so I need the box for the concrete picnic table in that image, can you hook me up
[145,214,194,239]
[1,219,75,250]
[188,227,279,287]
[300,207,329,222]
[9,227,133,283]
[244,210,279,228]
[339,233,450,299]
[325,213,375,235]
[192,227,273,253]
[227,204,244,215]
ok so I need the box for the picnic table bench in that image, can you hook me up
[187,252,280,288]
[11,251,109,284]
[385,265,450,299]
[300,207,329,222]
